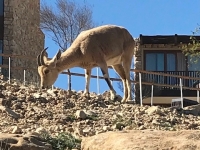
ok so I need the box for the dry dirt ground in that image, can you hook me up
[81,129,200,150]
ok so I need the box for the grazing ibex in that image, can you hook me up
[37,25,135,103]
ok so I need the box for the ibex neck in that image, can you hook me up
[56,48,81,73]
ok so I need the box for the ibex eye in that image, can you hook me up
[44,69,49,74]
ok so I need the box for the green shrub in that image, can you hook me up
[41,132,81,150]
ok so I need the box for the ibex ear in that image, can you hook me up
[51,50,62,67]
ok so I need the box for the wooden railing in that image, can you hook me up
[141,71,200,89]
[0,53,200,91]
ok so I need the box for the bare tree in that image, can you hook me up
[40,0,96,90]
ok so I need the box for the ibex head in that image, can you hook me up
[37,47,62,89]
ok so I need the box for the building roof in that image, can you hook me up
[139,34,200,45]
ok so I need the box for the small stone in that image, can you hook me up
[43,119,50,124]
[33,93,41,98]
[75,110,87,119]
[66,127,74,133]
[12,126,22,134]
[139,125,146,130]
[83,127,91,134]
[152,119,160,125]
[85,110,97,117]
[112,122,125,130]
[145,106,162,115]
[108,105,114,110]
[103,126,110,131]
[35,127,48,134]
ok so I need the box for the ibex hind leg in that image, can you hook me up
[122,56,133,103]
[98,63,117,100]
[112,64,128,102]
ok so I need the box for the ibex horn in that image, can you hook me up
[40,47,48,66]
[37,54,41,66]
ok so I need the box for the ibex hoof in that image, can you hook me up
[121,99,135,104]
[110,94,116,101]
[112,95,122,102]
[121,99,126,103]
[82,92,90,98]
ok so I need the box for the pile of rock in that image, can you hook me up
[0,79,200,142]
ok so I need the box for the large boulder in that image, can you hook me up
[0,133,52,150]
[81,129,200,150]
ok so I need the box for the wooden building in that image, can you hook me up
[134,34,200,105]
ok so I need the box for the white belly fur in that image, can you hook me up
[106,56,122,66]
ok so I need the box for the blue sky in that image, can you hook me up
[41,0,200,97]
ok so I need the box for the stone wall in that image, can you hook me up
[3,0,44,84]
[134,44,142,103]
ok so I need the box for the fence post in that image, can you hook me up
[151,84,154,106]
[23,69,26,85]
[8,57,11,84]
[197,90,199,103]
[67,69,71,91]
[97,67,100,94]
[139,72,143,106]
[180,78,183,109]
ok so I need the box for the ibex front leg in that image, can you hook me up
[99,63,116,100]
[83,69,91,98]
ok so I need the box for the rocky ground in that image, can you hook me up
[1,79,200,149]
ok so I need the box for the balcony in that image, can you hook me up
[140,71,200,97]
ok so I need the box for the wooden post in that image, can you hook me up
[180,78,183,109]
[197,82,199,103]
[23,69,26,85]
[139,72,143,106]
[151,84,154,106]
[8,57,11,84]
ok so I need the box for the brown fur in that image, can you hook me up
[37,25,135,103]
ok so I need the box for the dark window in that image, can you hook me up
[0,16,3,39]
[0,0,3,15]
[145,53,164,71]
[166,53,176,71]
[0,0,3,40]
[177,52,186,71]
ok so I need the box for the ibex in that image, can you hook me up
[37,25,135,103]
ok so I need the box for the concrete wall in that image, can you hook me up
[3,0,44,83]
[143,97,198,105]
